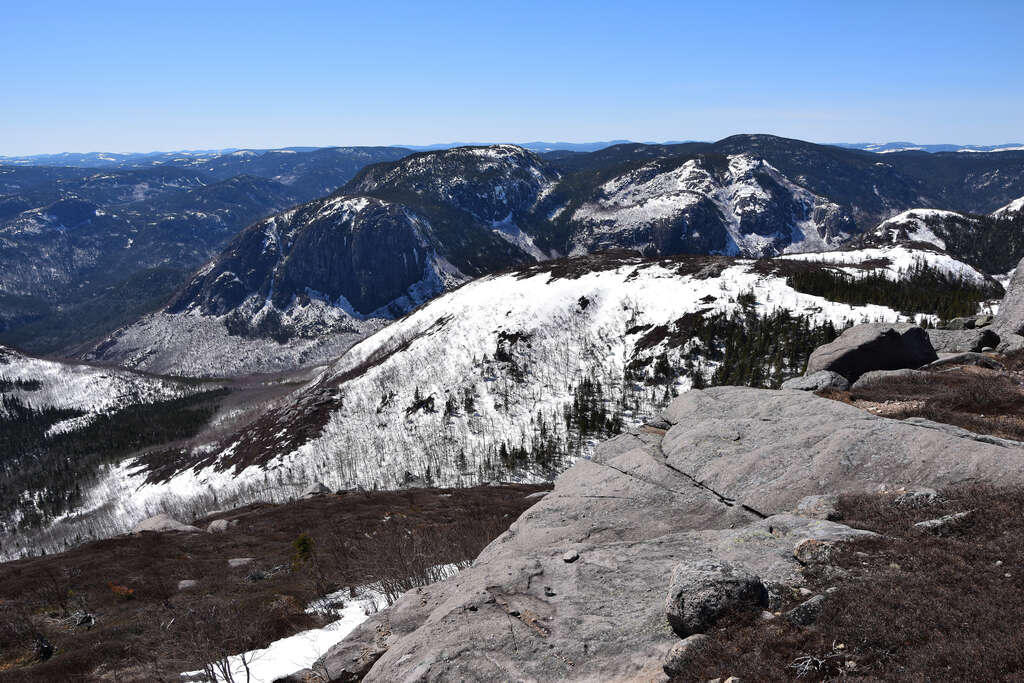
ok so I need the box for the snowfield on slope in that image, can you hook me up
[993,195,1024,219]
[778,244,993,286]
[41,252,938,556]
[870,209,970,249]
[0,345,201,416]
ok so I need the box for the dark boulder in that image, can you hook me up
[805,323,937,383]
[665,561,768,637]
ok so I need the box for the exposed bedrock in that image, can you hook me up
[285,386,1024,682]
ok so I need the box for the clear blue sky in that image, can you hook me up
[2,0,1021,154]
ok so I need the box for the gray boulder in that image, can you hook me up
[805,324,937,382]
[928,328,1000,353]
[177,579,198,591]
[663,633,710,676]
[787,594,826,626]
[997,332,1024,354]
[994,255,1024,338]
[206,519,233,533]
[780,370,850,392]
[665,561,768,637]
[914,511,972,535]
[795,494,840,521]
[131,514,200,534]
[227,557,255,568]
[851,368,928,392]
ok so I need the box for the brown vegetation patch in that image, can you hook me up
[672,484,1024,681]
[0,483,549,682]
[821,362,1024,442]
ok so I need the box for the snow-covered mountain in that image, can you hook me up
[994,196,1024,220]
[82,141,1024,377]
[860,196,1024,275]
[0,344,202,417]
[562,154,854,256]
[868,209,982,250]
[17,246,996,559]
[86,146,562,376]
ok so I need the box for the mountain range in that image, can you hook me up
[3,132,1024,558]
[0,147,411,352]
[83,135,1024,376]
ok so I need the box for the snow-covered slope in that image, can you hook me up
[993,196,1024,219]
[0,344,201,416]
[566,154,854,257]
[40,249,966,555]
[778,244,995,287]
[869,209,980,250]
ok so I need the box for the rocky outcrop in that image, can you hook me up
[293,386,1024,682]
[927,328,1000,353]
[780,370,849,392]
[850,368,928,392]
[994,256,1024,339]
[804,323,937,382]
[130,514,200,534]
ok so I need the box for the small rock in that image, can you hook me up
[794,494,840,521]
[798,586,814,597]
[645,418,672,431]
[724,678,742,683]
[228,557,256,568]
[780,371,850,392]
[562,550,580,563]
[914,510,972,535]
[662,633,710,676]
[177,579,198,591]
[665,561,768,637]
[794,538,836,565]
[759,610,775,621]
[524,491,548,500]
[787,594,826,626]
[206,519,231,533]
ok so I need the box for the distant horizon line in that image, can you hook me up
[3,136,1024,158]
